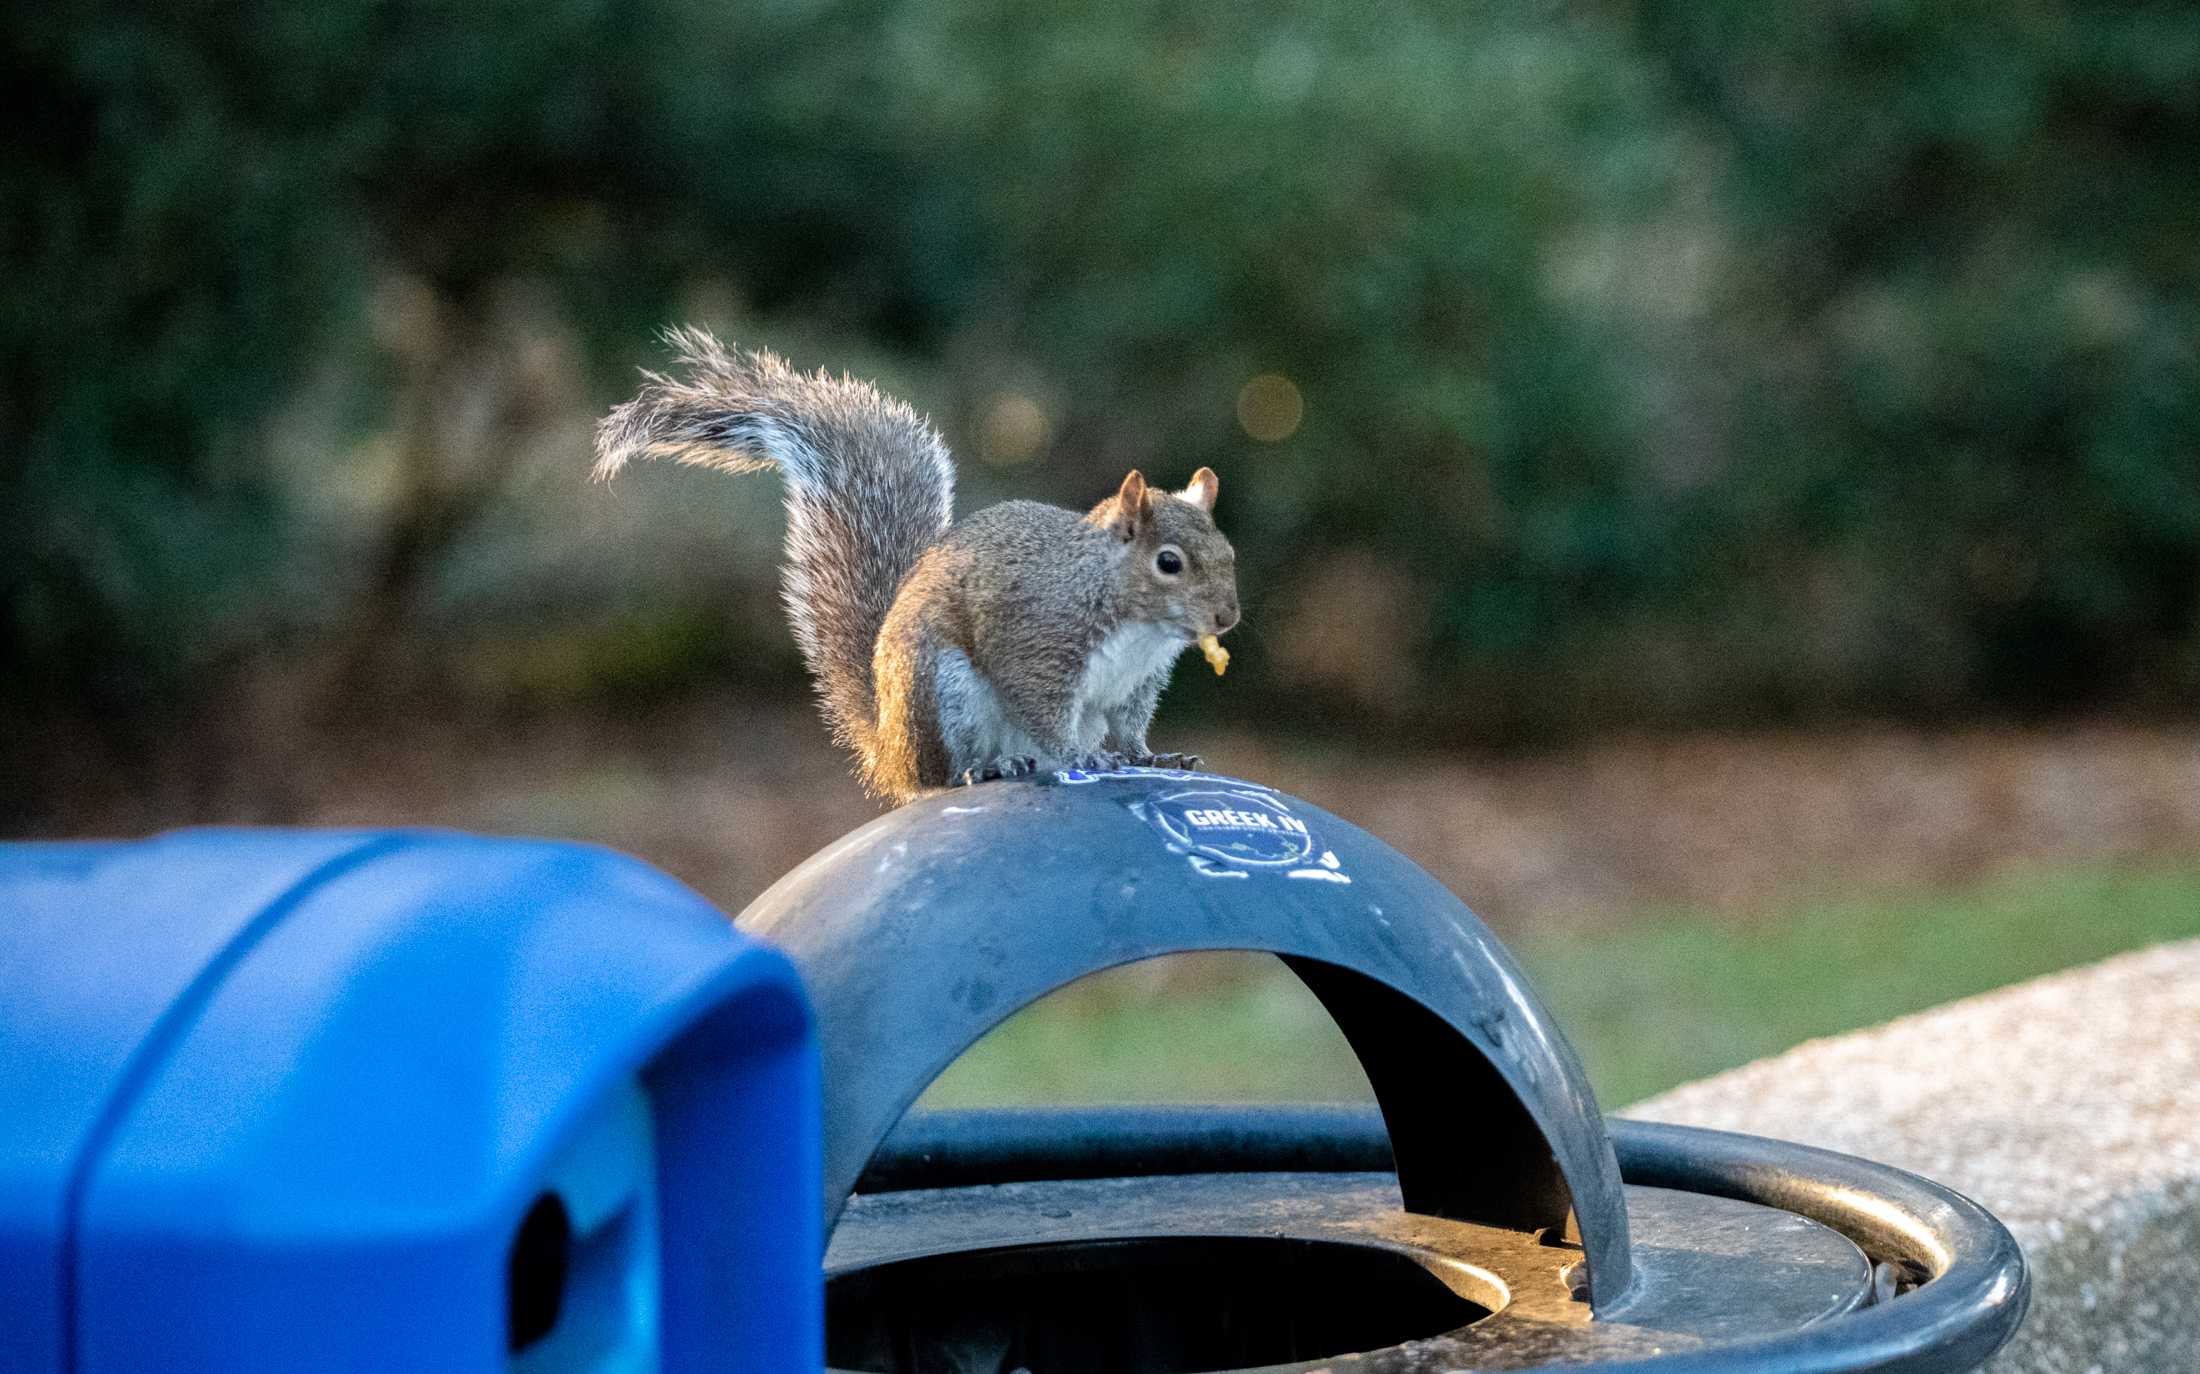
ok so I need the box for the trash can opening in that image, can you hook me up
[506,1193,571,1352]
[825,1234,1493,1373]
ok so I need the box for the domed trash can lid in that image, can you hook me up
[740,765,2029,1371]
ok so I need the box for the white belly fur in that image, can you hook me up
[932,624,1186,768]
[1071,621,1186,746]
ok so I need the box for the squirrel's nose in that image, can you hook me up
[1215,603,1240,635]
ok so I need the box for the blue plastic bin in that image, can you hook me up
[0,829,821,1373]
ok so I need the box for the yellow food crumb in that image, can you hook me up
[1198,634,1230,676]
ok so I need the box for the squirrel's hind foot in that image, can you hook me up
[1126,750,1204,771]
[958,755,1040,787]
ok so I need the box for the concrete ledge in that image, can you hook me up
[1627,938,2200,1373]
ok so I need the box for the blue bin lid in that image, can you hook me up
[0,829,819,1374]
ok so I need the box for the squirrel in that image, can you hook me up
[593,327,1241,805]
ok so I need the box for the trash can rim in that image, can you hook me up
[856,1105,2029,1374]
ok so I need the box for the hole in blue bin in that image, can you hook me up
[508,1192,572,1352]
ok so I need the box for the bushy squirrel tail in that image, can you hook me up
[594,327,954,760]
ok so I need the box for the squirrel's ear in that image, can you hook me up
[1100,469,1148,541]
[1178,467,1218,513]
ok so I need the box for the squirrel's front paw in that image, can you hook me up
[1129,750,1204,771]
[1068,750,1131,774]
[958,755,1040,787]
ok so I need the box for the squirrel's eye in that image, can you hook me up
[1155,548,1184,576]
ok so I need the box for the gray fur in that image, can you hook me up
[596,329,1240,803]
[933,647,1047,767]
[594,327,954,767]
[934,624,1182,769]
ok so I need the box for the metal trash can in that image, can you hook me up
[740,767,2028,1373]
[0,829,820,1374]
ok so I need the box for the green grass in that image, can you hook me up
[921,862,2200,1110]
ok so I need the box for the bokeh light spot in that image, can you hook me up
[979,391,1050,465]
[1237,373,1304,443]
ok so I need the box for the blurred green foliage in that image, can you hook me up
[5,1,2196,744]
[4,0,918,722]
